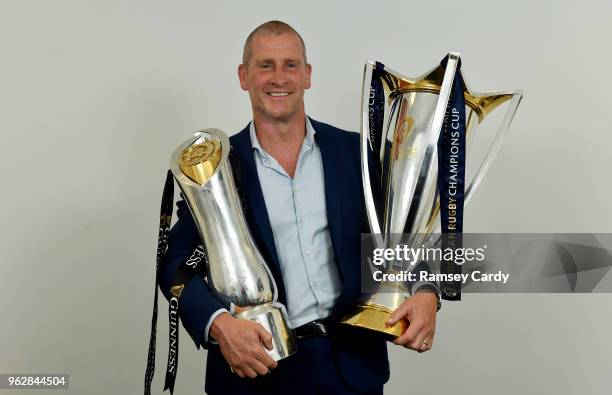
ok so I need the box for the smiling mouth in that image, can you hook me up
[267,92,290,97]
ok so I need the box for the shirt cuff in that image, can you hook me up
[411,282,442,311]
[204,308,230,344]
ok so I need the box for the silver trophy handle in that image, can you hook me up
[360,62,383,250]
[464,91,523,204]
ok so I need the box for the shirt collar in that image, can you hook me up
[249,117,316,154]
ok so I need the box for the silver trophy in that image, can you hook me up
[341,53,523,337]
[170,128,297,361]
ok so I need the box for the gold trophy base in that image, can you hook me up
[341,303,407,341]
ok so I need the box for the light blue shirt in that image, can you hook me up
[204,118,342,342]
[249,118,342,328]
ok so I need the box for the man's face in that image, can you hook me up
[238,32,312,123]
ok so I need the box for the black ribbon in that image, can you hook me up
[368,62,386,174]
[437,55,467,301]
[164,294,179,393]
[144,170,174,395]
[163,243,207,393]
[144,171,208,394]
[368,61,388,223]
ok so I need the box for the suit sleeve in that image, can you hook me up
[157,198,225,349]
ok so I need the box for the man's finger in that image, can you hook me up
[253,344,278,370]
[393,319,423,346]
[410,330,434,351]
[256,325,274,350]
[417,335,434,353]
[242,366,258,379]
[386,300,412,326]
[249,358,271,376]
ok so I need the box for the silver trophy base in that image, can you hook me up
[235,302,297,361]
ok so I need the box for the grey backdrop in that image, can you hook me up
[1,0,611,394]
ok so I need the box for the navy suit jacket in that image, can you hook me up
[159,119,389,393]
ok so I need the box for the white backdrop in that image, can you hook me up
[1,1,611,394]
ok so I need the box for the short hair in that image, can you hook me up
[242,20,307,65]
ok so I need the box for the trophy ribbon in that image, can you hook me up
[437,55,467,300]
[144,171,208,395]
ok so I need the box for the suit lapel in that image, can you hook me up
[230,126,285,302]
[311,119,347,284]
[232,120,351,305]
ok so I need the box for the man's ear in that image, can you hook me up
[238,64,248,91]
[305,63,312,89]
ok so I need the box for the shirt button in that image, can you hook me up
[305,249,311,255]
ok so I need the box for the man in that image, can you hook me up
[159,21,439,395]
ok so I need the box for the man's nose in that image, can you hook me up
[270,67,288,85]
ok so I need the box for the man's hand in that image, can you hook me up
[209,312,278,378]
[386,291,438,352]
